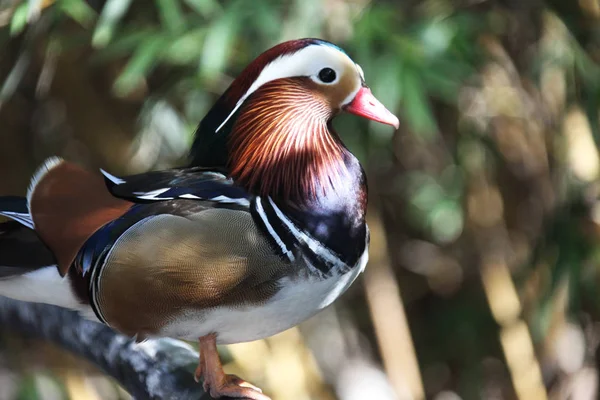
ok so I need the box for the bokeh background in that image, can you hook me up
[1,0,599,399]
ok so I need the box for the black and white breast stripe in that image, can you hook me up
[0,196,34,229]
[0,211,33,229]
[253,197,296,262]
[88,247,110,324]
[251,196,358,276]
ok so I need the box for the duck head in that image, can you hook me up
[190,39,398,203]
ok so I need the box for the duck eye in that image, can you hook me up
[318,68,336,83]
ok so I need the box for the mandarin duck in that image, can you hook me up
[0,38,398,399]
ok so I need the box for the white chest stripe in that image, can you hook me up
[132,188,173,200]
[255,197,295,262]
[208,195,250,206]
[0,211,34,229]
[266,197,347,269]
[100,169,126,185]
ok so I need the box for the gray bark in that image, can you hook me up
[0,296,225,400]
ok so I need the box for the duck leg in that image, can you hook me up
[194,334,270,400]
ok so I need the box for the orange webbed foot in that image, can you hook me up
[203,373,269,400]
[196,334,270,400]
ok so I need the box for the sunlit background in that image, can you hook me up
[1,0,600,399]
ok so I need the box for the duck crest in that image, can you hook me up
[228,78,348,204]
[189,39,326,167]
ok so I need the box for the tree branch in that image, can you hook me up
[0,296,220,400]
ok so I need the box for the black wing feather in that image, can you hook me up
[103,167,251,204]
[0,221,56,277]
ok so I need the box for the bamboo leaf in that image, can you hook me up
[113,36,166,96]
[10,3,29,36]
[164,28,205,65]
[155,0,186,32]
[183,0,221,18]
[92,0,133,48]
[57,0,96,27]
[93,28,156,61]
[200,9,239,79]
[250,0,281,39]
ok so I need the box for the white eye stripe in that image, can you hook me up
[216,44,358,133]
